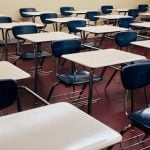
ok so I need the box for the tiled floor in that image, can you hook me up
[1,38,150,149]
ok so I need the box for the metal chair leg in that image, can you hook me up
[120,124,132,135]
[105,69,118,90]
[144,87,149,107]
[47,82,60,101]
[78,84,88,99]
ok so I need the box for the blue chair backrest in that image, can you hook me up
[40,13,58,24]
[0,79,18,109]
[115,31,137,47]
[118,18,133,28]
[138,4,148,12]
[128,9,139,19]
[12,25,38,39]
[121,61,150,89]
[51,39,81,57]
[67,20,86,33]
[19,8,36,17]
[85,11,100,21]
[60,7,74,16]
[0,16,12,23]
[101,5,113,14]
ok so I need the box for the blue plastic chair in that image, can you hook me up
[128,9,139,20]
[40,13,58,31]
[60,6,74,17]
[120,62,150,141]
[85,11,100,25]
[101,5,113,14]
[138,4,148,13]
[47,39,104,102]
[12,25,52,67]
[118,18,133,28]
[105,31,137,90]
[19,8,36,18]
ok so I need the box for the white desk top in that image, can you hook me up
[0,61,30,80]
[113,8,130,12]
[94,14,132,19]
[131,40,150,49]
[65,10,97,14]
[77,25,128,34]
[140,13,150,16]
[18,32,80,43]
[130,22,150,28]
[0,102,122,150]
[46,17,87,23]
[22,11,56,16]
[0,22,43,29]
[62,49,146,68]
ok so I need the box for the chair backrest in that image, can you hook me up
[51,39,81,58]
[115,31,137,48]
[0,79,18,110]
[85,11,100,22]
[19,8,36,17]
[101,5,113,14]
[12,25,38,39]
[118,18,133,28]
[60,7,74,16]
[128,9,139,19]
[0,16,12,23]
[121,61,150,89]
[138,4,148,13]
[67,20,86,33]
[40,13,58,24]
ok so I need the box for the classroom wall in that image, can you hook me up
[1,0,150,20]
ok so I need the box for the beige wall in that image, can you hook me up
[1,0,150,20]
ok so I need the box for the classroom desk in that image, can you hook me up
[18,32,80,92]
[94,14,132,24]
[65,9,97,16]
[22,11,57,22]
[0,102,122,150]
[77,25,128,47]
[0,61,30,80]
[0,22,43,60]
[62,49,146,114]
[140,12,150,17]
[130,22,150,28]
[112,8,129,15]
[46,17,87,31]
[131,40,150,49]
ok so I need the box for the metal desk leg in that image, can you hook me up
[88,69,94,114]
[4,29,8,61]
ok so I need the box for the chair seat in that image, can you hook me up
[17,51,52,60]
[129,108,150,132]
[58,70,102,85]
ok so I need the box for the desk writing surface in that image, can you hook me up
[94,14,132,19]
[0,102,122,150]
[77,25,128,34]
[0,61,30,80]
[22,11,56,16]
[130,22,150,28]
[140,13,150,16]
[47,17,87,23]
[62,49,146,68]
[18,32,80,43]
[131,40,150,49]
[0,22,43,29]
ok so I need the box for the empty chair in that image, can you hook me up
[12,25,52,70]
[0,79,49,114]
[47,39,104,102]
[60,6,74,17]
[101,5,113,14]
[85,11,101,25]
[118,17,133,28]
[121,62,150,114]
[40,13,58,31]
[138,4,148,13]
[67,20,86,38]
[128,9,139,20]
[19,8,36,22]
[105,31,137,90]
